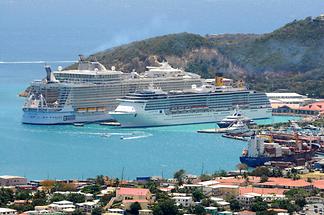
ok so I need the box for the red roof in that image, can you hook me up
[313,180,324,189]
[123,199,149,203]
[238,210,256,215]
[239,187,286,195]
[216,176,260,186]
[117,187,150,196]
[256,177,311,188]
[299,101,324,111]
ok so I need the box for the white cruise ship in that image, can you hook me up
[109,82,272,128]
[22,57,203,124]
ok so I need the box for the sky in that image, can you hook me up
[0,0,324,60]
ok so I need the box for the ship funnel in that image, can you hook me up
[215,72,224,87]
[45,65,52,82]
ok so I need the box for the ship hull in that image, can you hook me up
[22,108,113,125]
[240,150,316,167]
[111,107,272,128]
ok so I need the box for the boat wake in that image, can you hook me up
[120,134,152,140]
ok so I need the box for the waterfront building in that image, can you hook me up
[266,92,312,109]
[0,175,27,187]
[0,208,17,215]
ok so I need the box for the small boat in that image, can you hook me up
[217,106,256,128]
[226,120,250,134]
[73,123,84,127]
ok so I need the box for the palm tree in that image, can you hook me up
[236,163,248,175]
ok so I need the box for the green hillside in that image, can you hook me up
[73,16,324,98]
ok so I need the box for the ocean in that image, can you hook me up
[0,0,319,180]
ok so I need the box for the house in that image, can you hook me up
[48,200,75,212]
[138,209,153,215]
[0,176,27,186]
[76,201,98,213]
[116,187,151,201]
[303,203,324,215]
[172,196,194,207]
[238,210,256,215]
[107,208,125,214]
[204,206,217,215]
[236,194,256,209]
[206,185,239,197]
[0,208,17,215]
[255,177,312,189]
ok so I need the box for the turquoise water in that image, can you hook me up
[0,0,312,180]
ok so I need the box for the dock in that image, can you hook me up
[197,128,229,133]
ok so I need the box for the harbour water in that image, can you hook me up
[0,0,314,180]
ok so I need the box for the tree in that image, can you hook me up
[91,207,102,215]
[251,167,271,177]
[192,188,204,202]
[236,163,248,174]
[229,199,241,212]
[67,193,86,204]
[251,199,268,212]
[153,199,179,215]
[194,204,206,215]
[82,185,101,194]
[0,188,14,206]
[32,191,47,206]
[72,209,84,215]
[15,189,31,200]
[95,175,105,186]
[50,193,67,203]
[129,202,141,215]
[174,169,186,185]
[260,175,268,183]
[40,180,56,193]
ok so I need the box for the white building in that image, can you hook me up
[76,201,98,213]
[107,208,125,214]
[303,203,324,215]
[0,176,27,186]
[266,92,312,109]
[172,196,193,207]
[0,208,17,215]
[48,200,75,212]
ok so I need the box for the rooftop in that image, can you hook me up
[0,208,17,213]
[117,187,150,196]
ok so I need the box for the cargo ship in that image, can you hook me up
[240,134,318,167]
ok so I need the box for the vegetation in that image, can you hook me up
[152,199,179,215]
[70,16,324,98]
[129,202,141,215]
[0,188,14,206]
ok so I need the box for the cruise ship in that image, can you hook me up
[22,57,203,124]
[109,79,272,127]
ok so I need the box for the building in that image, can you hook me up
[0,208,17,215]
[107,208,125,214]
[76,201,98,213]
[116,188,151,201]
[266,92,311,109]
[0,176,27,186]
[204,207,217,215]
[138,209,153,215]
[172,196,194,207]
[303,203,324,215]
[236,194,256,209]
[48,200,75,213]
[206,185,239,197]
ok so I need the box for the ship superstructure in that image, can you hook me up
[109,82,272,127]
[240,134,317,167]
[22,57,203,124]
